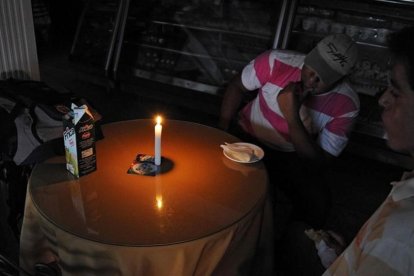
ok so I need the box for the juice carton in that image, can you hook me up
[63,104,97,177]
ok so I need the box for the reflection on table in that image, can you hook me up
[20,119,274,275]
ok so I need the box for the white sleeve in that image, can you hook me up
[241,61,262,91]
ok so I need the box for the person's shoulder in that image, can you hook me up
[332,80,359,102]
[269,49,306,67]
[319,80,360,111]
[334,79,356,92]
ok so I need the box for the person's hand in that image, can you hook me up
[323,230,346,256]
[277,81,305,122]
[305,228,346,268]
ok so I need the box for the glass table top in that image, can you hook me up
[29,119,268,246]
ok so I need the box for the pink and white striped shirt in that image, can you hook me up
[238,50,360,157]
[324,172,414,275]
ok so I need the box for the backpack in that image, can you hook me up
[0,79,102,165]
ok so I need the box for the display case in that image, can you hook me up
[115,0,281,95]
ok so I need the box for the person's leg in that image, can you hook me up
[261,150,297,242]
[225,122,329,233]
[282,155,332,229]
[225,123,296,240]
[276,221,326,276]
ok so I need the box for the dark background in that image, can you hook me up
[0,0,408,270]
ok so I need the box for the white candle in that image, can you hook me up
[154,116,162,165]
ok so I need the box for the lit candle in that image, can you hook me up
[154,116,162,166]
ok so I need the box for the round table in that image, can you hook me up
[20,119,274,275]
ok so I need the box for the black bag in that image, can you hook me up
[0,79,102,165]
[0,79,103,238]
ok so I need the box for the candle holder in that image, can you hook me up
[127,154,173,176]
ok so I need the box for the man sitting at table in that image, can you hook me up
[218,34,360,229]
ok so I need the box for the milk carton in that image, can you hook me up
[63,104,97,177]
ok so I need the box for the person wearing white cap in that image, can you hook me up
[218,34,360,229]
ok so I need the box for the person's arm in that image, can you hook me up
[277,82,334,165]
[218,74,249,130]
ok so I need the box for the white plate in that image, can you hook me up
[222,142,264,163]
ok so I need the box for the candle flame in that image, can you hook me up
[156,196,163,210]
[156,116,162,124]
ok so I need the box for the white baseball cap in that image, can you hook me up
[304,34,358,86]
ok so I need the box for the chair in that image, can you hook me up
[0,253,28,276]
[0,253,61,276]
[33,263,61,276]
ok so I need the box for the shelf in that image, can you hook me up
[131,68,220,95]
[373,0,414,6]
[291,30,388,49]
[150,20,272,40]
[123,41,248,65]
[300,0,414,22]
[351,79,387,97]
[356,40,387,49]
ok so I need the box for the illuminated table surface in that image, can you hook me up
[20,119,273,275]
